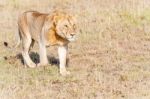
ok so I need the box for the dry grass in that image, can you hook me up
[0,0,150,99]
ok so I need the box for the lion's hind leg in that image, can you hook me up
[22,36,36,68]
[37,41,48,67]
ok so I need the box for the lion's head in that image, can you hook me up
[52,11,77,42]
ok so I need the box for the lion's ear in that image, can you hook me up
[46,14,59,25]
[68,15,77,25]
[72,16,77,23]
[53,15,61,25]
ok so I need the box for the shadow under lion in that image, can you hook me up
[4,52,69,68]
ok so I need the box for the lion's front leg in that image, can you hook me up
[58,45,70,76]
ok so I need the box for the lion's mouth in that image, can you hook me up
[67,36,76,42]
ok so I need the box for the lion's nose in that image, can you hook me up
[70,34,75,36]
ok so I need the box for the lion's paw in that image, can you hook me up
[27,63,36,68]
[60,69,70,76]
[37,63,48,67]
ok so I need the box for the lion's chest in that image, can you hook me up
[45,30,68,46]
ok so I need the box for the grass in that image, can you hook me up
[142,8,150,22]
[0,0,150,99]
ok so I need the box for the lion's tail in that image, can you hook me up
[13,29,21,48]
[4,29,21,51]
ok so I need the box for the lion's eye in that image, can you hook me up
[64,25,68,28]
[73,24,76,29]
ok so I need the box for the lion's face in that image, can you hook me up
[54,14,77,42]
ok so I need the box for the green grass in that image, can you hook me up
[119,10,142,26]
[142,8,150,22]
[0,59,79,99]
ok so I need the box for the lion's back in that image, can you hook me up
[18,11,48,41]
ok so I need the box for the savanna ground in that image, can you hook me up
[0,0,150,99]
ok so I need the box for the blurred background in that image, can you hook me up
[0,0,150,42]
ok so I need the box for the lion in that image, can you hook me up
[17,10,77,76]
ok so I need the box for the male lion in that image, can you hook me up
[17,11,77,76]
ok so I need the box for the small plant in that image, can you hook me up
[11,0,19,8]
